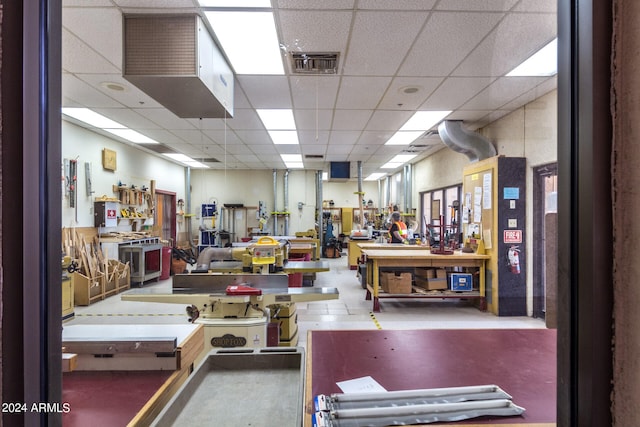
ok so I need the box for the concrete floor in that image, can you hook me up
[66,250,546,350]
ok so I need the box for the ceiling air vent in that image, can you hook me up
[304,154,324,159]
[138,143,175,154]
[291,52,339,74]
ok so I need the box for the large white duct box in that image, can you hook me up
[123,14,233,118]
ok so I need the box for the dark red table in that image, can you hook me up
[305,329,556,426]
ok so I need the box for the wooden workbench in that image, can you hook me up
[62,324,204,426]
[362,249,490,312]
[305,328,556,427]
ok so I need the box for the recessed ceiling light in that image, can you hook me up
[268,130,299,145]
[257,109,296,130]
[365,173,387,181]
[101,82,126,92]
[61,107,125,129]
[507,38,557,77]
[204,11,283,75]
[401,86,420,94]
[105,129,158,144]
[400,111,452,131]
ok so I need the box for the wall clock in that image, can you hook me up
[102,148,117,171]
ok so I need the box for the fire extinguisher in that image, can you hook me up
[507,245,521,274]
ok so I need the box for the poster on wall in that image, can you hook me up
[482,173,492,209]
[473,187,482,222]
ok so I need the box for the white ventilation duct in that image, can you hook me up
[123,14,234,118]
[438,120,496,162]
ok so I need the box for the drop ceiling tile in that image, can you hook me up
[277,0,355,9]
[335,76,391,109]
[74,74,164,110]
[64,0,113,5]
[63,8,122,69]
[225,109,267,131]
[399,12,504,77]
[134,108,197,130]
[289,76,340,110]
[298,130,330,145]
[92,107,163,130]
[237,76,292,109]
[365,110,413,131]
[453,13,556,77]
[234,154,261,163]
[294,109,333,130]
[234,130,273,145]
[62,29,120,74]
[357,130,395,146]
[378,77,443,110]
[343,11,428,76]
[513,0,556,13]
[435,0,518,11]
[112,0,197,7]
[62,74,125,108]
[331,110,373,131]
[461,77,549,110]
[169,129,215,145]
[278,10,352,55]
[420,77,495,110]
[247,145,279,155]
[185,118,229,131]
[202,130,245,146]
[357,0,436,10]
[140,129,190,145]
[328,131,362,145]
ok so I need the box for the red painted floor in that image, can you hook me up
[63,370,172,427]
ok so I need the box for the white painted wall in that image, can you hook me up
[412,89,558,315]
[61,121,186,228]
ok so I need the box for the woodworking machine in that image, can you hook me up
[122,273,339,350]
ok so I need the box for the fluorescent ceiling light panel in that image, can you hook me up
[365,173,387,181]
[284,162,304,169]
[280,154,302,162]
[62,107,125,129]
[198,0,271,7]
[507,38,557,76]
[204,11,283,75]
[400,111,452,131]
[389,154,417,163]
[164,153,209,168]
[257,109,296,130]
[268,130,299,145]
[384,131,424,146]
[104,129,158,144]
[381,162,402,169]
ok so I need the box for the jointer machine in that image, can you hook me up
[123,237,338,351]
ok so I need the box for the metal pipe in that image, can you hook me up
[185,167,192,245]
[385,176,391,209]
[273,169,278,235]
[406,163,412,212]
[316,171,324,254]
[284,169,289,235]
[357,161,364,229]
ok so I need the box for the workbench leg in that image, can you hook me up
[373,296,380,313]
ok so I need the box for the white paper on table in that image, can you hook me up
[336,376,388,394]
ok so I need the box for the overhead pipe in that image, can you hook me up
[438,120,496,162]
[316,171,324,254]
[284,169,290,236]
[272,169,278,235]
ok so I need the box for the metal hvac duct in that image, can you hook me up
[438,120,497,162]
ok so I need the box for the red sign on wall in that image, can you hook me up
[504,230,522,243]
[107,209,117,219]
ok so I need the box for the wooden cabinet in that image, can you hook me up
[62,274,74,321]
